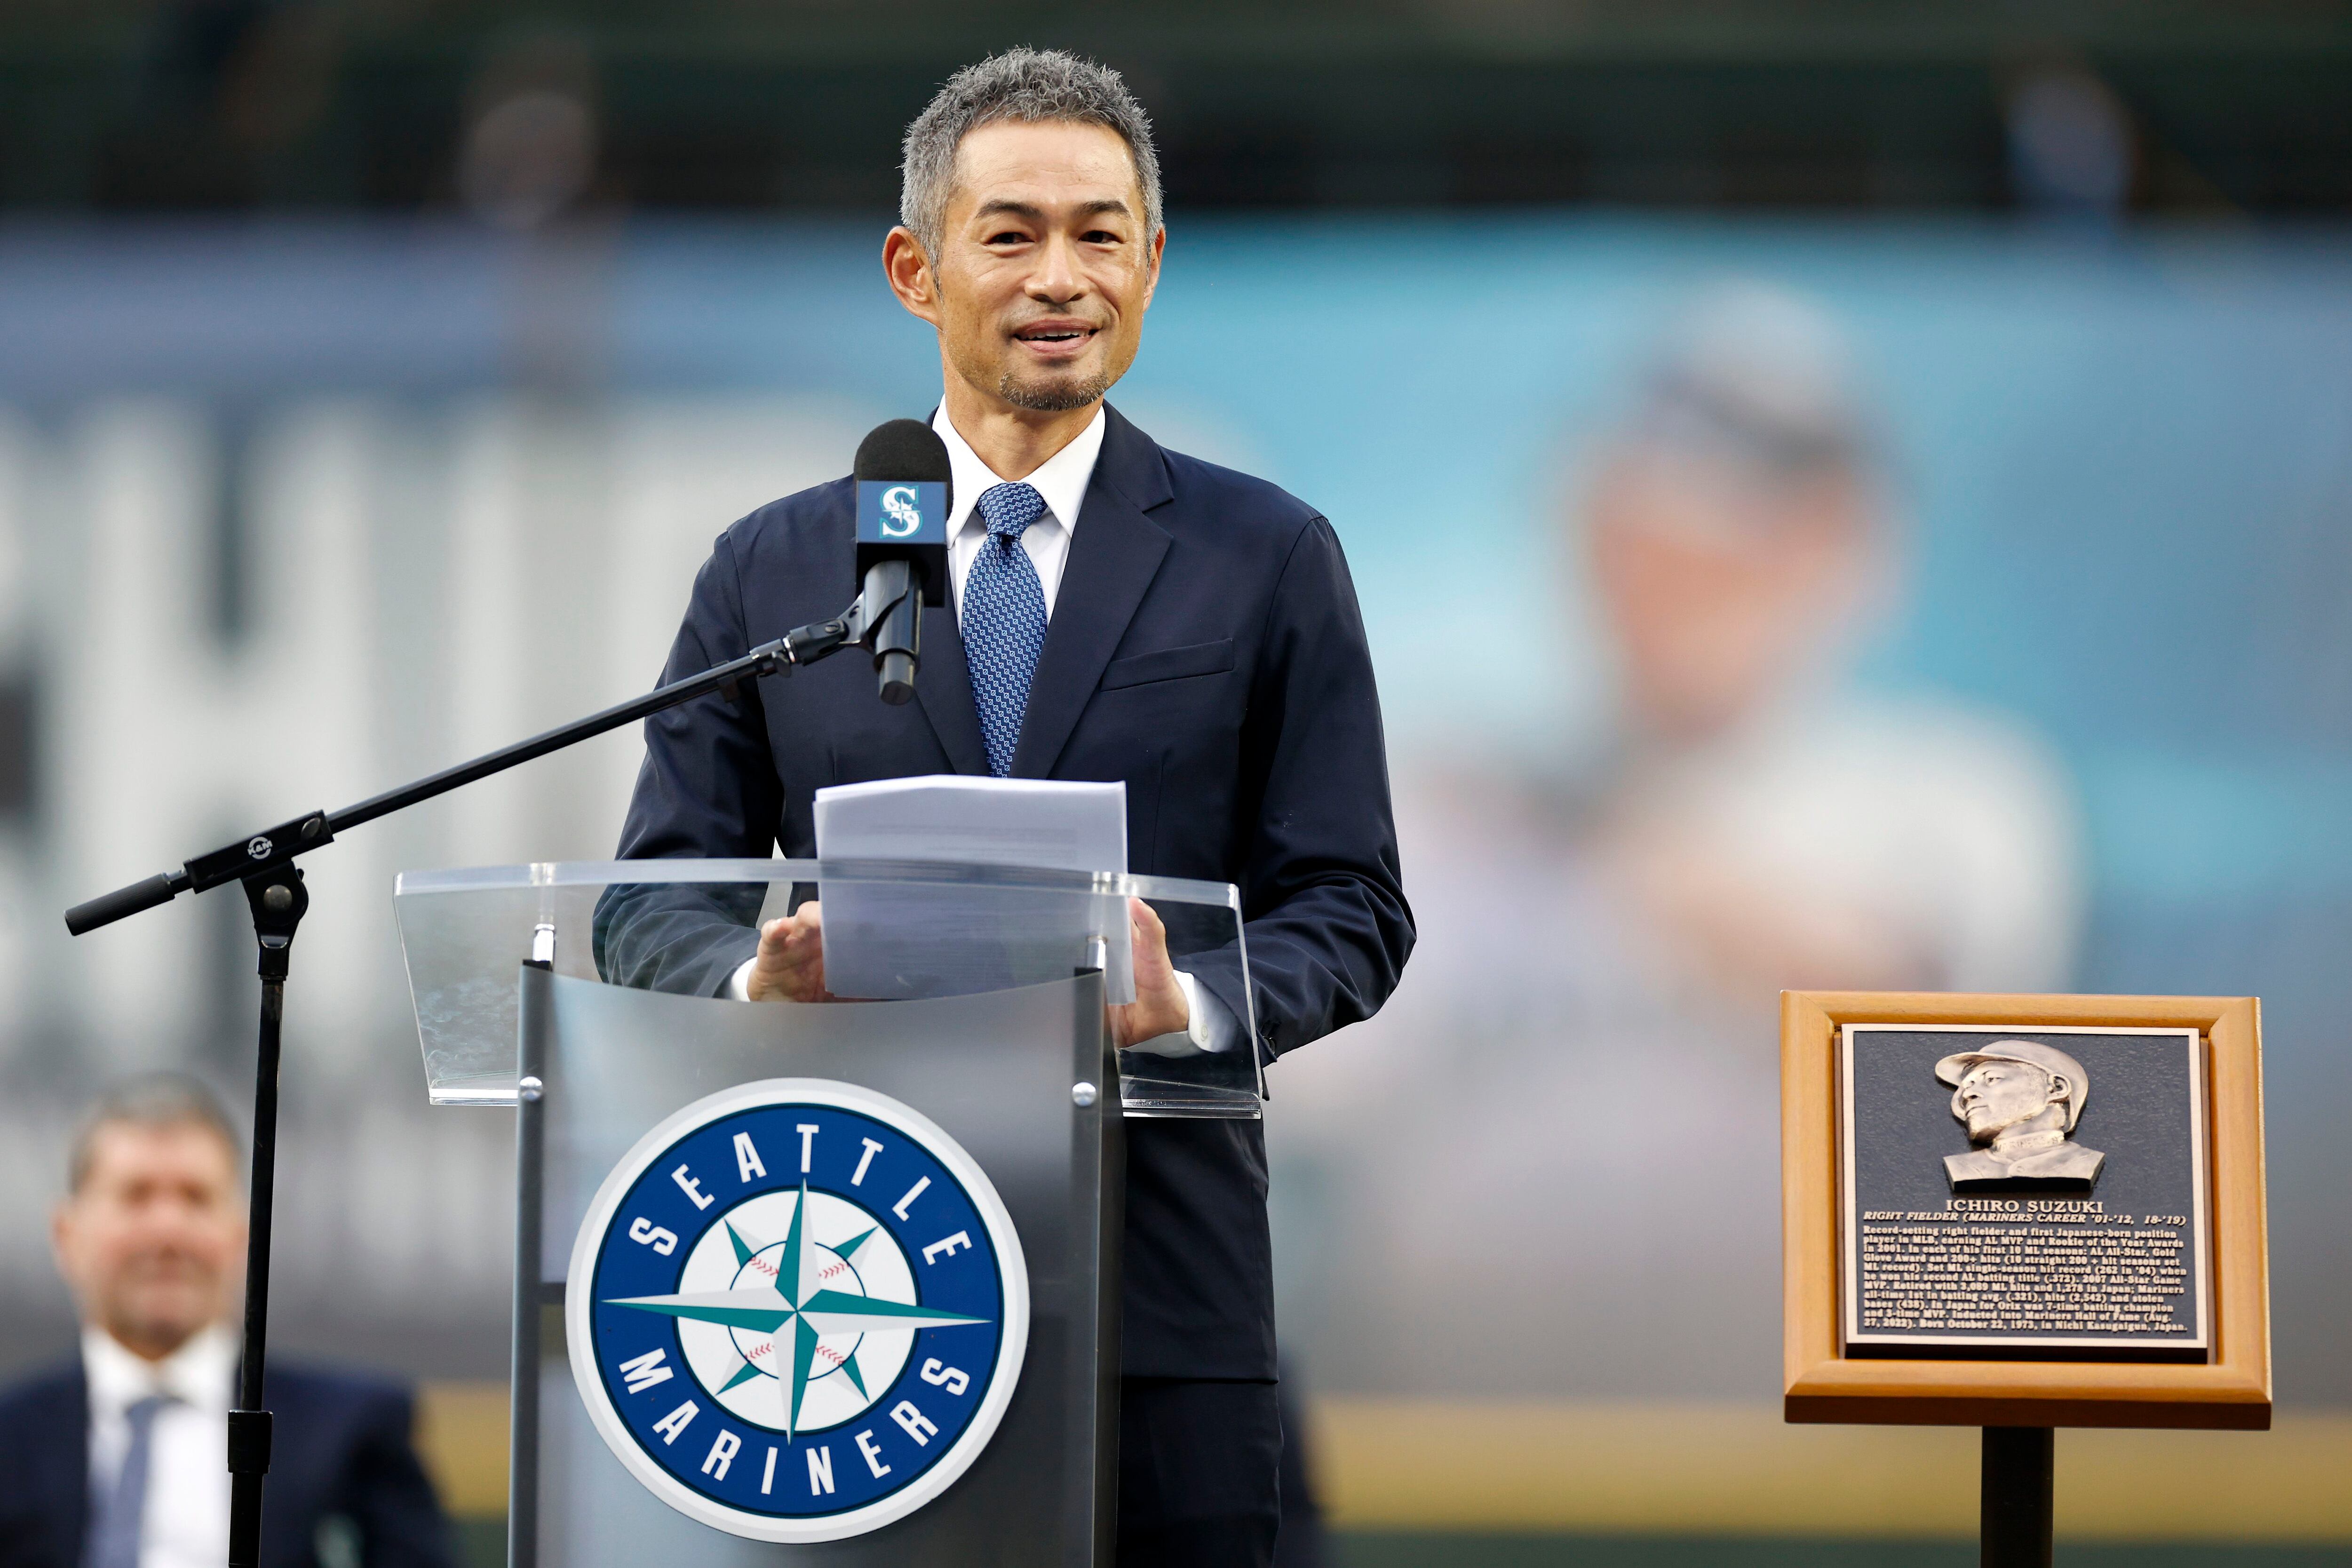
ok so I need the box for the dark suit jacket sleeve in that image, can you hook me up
[595,528,779,995]
[0,1365,87,1568]
[1190,514,1413,1060]
[337,1384,458,1568]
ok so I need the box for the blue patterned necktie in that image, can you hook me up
[961,482,1050,778]
[87,1393,171,1568]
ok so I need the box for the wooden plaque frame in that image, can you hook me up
[1782,991,2270,1430]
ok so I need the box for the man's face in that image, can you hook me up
[904,119,1160,413]
[1586,451,1870,741]
[53,1121,244,1360]
[1952,1060,2058,1143]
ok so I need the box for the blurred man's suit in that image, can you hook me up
[0,1355,454,1568]
[602,404,1412,1562]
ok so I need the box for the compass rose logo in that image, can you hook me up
[567,1079,1027,1542]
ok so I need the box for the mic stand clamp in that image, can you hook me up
[847,559,923,706]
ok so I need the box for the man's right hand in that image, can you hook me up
[746,900,835,1002]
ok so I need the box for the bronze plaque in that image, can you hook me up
[1840,1024,2209,1359]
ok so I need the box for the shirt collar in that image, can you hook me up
[83,1322,238,1416]
[1993,1129,2069,1157]
[931,403,1107,538]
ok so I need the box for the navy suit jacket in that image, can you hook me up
[0,1356,456,1568]
[603,405,1413,1379]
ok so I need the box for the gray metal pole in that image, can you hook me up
[1981,1426,2054,1568]
[509,926,555,1568]
[226,869,308,1568]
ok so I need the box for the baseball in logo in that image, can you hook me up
[567,1079,1027,1541]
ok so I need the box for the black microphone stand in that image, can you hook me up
[61,592,899,1568]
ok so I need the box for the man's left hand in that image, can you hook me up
[1109,897,1190,1049]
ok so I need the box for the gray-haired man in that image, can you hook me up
[609,46,1412,1568]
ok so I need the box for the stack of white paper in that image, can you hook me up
[813,775,1135,1002]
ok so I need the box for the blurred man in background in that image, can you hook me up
[1572,281,2078,1001]
[0,1075,454,1568]
[1274,282,2080,1400]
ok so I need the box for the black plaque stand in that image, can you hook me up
[1981,1426,2054,1568]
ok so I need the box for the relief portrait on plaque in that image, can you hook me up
[1937,1040,2106,1191]
[1840,1023,2210,1356]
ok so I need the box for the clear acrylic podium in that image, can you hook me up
[394,860,1259,1567]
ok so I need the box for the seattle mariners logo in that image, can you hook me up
[567,1079,1027,1541]
[879,485,922,536]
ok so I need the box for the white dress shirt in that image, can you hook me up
[725,401,1236,1056]
[84,1323,236,1568]
[933,402,1104,618]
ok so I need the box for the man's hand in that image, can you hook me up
[1108,897,1191,1049]
[746,900,836,1003]
[747,896,1190,1033]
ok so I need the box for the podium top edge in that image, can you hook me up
[392,857,1241,908]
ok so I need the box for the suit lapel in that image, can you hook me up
[912,601,990,776]
[1011,406,1173,779]
[904,406,990,778]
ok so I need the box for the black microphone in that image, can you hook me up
[852,420,953,705]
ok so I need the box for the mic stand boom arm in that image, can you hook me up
[66,606,862,935]
[60,597,866,1568]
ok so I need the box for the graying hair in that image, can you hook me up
[69,1072,243,1193]
[900,48,1163,263]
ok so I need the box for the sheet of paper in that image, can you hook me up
[814,775,1134,1003]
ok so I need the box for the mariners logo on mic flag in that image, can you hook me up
[568,1079,1028,1542]
[858,480,948,545]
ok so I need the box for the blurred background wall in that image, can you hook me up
[2,1,2349,1562]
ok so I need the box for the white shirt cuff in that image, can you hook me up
[725,956,756,1001]
[1124,969,1237,1059]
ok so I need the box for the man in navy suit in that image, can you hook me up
[0,1075,454,1568]
[603,47,1411,1567]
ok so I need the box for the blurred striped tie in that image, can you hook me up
[87,1393,171,1568]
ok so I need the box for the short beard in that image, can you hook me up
[996,368,1112,413]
